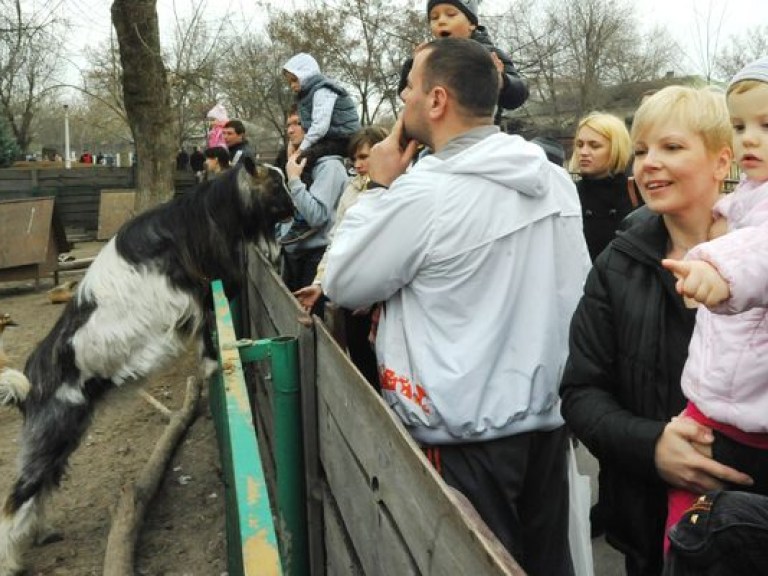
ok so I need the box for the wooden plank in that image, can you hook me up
[296,314,324,576]
[320,400,421,575]
[246,259,279,339]
[0,197,54,268]
[322,485,365,576]
[246,246,308,337]
[97,190,136,240]
[246,246,326,576]
[0,168,194,235]
[315,323,524,576]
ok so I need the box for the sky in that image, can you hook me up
[55,0,768,81]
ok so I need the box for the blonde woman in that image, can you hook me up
[570,112,635,261]
[560,86,752,576]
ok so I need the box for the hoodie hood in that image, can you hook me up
[419,132,558,199]
[206,103,228,122]
[283,53,321,88]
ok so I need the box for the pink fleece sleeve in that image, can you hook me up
[687,192,768,313]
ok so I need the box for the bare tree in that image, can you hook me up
[715,25,768,81]
[218,33,293,158]
[111,0,176,210]
[686,0,728,83]
[165,2,236,147]
[0,0,67,153]
[495,0,675,126]
[339,0,423,123]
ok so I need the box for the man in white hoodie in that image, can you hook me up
[324,38,590,576]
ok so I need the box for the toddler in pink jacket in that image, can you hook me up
[662,56,768,548]
[206,103,228,150]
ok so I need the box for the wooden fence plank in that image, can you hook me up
[0,167,197,232]
[0,197,54,268]
[97,190,136,240]
[315,323,524,576]
[246,246,326,576]
[322,486,364,576]
[320,400,421,575]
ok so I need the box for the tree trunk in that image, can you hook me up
[111,0,176,211]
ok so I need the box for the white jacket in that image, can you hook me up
[325,129,591,443]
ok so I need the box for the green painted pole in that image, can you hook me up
[269,336,308,576]
[210,280,283,576]
[233,336,306,575]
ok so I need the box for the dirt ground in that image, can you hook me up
[0,242,227,575]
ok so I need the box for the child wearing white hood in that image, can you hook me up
[281,53,361,245]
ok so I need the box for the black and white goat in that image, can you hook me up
[0,160,292,575]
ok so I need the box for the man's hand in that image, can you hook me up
[655,416,753,494]
[285,151,307,182]
[662,258,730,308]
[293,284,323,312]
[367,116,419,188]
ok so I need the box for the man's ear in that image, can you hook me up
[429,86,449,119]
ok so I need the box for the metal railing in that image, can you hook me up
[209,279,307,576]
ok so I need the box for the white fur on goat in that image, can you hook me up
[0,161,292,575]
[73,240,203,385]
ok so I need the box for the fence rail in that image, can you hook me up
[0,167,196,232]
[210,279,284,576]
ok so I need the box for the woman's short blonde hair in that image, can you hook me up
[631,85,732,155]
[568,112,632,175]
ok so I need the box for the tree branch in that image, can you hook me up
[103,376,202,575]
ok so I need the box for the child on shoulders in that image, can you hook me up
[281,53,361,245]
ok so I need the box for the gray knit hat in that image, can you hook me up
[728,56,768,92]
[427,0,479,26]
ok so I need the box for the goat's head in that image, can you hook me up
[238,157,294,233]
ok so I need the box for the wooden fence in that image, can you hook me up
[0,167,197,232]
[242,245,525,576]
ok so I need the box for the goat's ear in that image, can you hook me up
[242,156,256,176]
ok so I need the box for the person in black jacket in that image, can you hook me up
[222,120,255,166]
[560,86,753,576]
[569,111,638,261]
[398,0,528,126]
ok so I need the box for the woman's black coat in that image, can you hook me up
[561,211,696,575]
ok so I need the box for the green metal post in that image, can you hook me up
[233,336,307,575]
[268,336,307,576]
[210,280,283,576]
